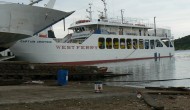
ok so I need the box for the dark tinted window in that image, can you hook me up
[113,38,119,49]
[98,38,105,49]
[120,38,125,49]
[126,39,132,49]
[106,38,112,49]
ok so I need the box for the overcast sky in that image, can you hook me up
[5,0,190,39]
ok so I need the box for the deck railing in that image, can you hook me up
[70,17,154,28]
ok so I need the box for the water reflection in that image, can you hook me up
[95,50,190,87]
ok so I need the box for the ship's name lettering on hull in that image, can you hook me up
[56,45,98,50]
[20,40,52,43]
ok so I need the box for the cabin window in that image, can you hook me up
[170,41,174,47]
[79,28,83,32]
[126,39,132,49]
[120,38,125,49]
[144,31,146,36]
[74,28,77,32]
[119,28,123,35]
[145,39,149,49]
[150,40,155,49]
[139,39,144,49]
[81,27,85,31]
[98,38,105,49]
[161,39,170,47]
[75,27,85,33]
[113,38,119,49]
[76,28,80,33]
[156,40,163,47]
[106,38,112,49]
[133,39,138,49]
[139,30,142,36]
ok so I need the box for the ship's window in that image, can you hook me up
[161,39,169,47]
[106,38,112,49]
[82,27,85,31]
[145,39,149,49]
[98,38,105,49]
[76,28,81,33]
[150,40,155,49]
[170,41,174,47]
[74,28,77,32]
[113,38,119,49]
[79,28,83,32]
[144,31,146,36]
[139,39,144,49]
[120,38,125,49]
[156,40,163,47]
[126,39,132,49]
[119,28,123,35]
[133,39,138,49]
[139,30,142,36]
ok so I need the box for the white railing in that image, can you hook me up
[70,17,154,28]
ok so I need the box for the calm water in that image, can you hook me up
[95,50,190,87]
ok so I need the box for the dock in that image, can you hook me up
[0,61,129,83]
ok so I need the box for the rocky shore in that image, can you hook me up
[0,81,189,110]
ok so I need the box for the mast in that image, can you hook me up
[121,9,125,24]
[101,0,107,19]
[86,3,93,21]
[154,17,157,36]
[29,0,43,5]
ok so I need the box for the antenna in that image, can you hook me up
[121,9,125,24]
[98,11,104,19]
[29,0,43,5]
[101,0,107,19]
[86,3,93,21]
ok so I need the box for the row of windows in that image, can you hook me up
[98,38,165,49]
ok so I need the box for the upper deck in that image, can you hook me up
[70,17,154,29]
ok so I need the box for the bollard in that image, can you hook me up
[94,81,103,93]
[57,70,68,86]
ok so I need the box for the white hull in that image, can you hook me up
[9,1,175,65]
[10,34,175,65]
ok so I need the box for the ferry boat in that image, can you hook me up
[0,0,73,51]
[10,0,175,65]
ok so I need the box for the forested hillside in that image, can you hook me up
[174,35,190,50]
